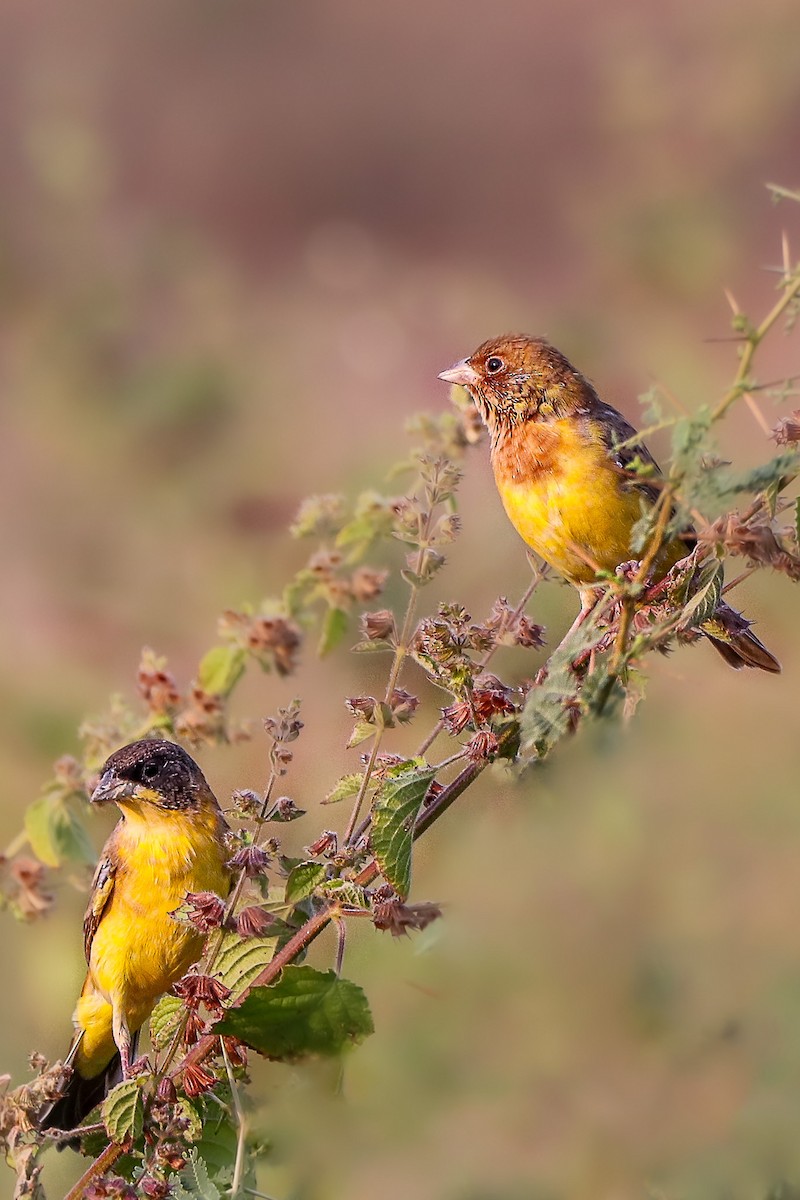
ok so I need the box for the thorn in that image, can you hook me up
[723,287,741,315]
[742,391,772,437]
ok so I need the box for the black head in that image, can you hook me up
[92,739,215,813]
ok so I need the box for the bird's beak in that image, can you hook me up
[91,771,137,806]
[438,359,479,389]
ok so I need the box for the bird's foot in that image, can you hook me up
[128,1055,152,1078]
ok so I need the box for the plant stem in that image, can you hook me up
[63,1141,125,1200]
[712,270,800,422]
[221,1040,248,1199]
[416,569,545,758]
[343,505,433,845]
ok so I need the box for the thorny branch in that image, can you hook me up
[4,213,800,1199]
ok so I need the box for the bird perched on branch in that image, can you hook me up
[38,739,231,1135]
[439,333,780,672]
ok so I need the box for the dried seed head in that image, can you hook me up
[236,905,277,938]
[360,609,396,642]
[373,898,443,937]
[290,493,347,539]
[83,1178,138,1200]
[137,648,182,715]
[181,1061,217,1099]
[306,830,338,857]
[388,688,419,723]
[181,892,226,932]
[345,695,378,720]
[773,410,800,444]
[173,973,231,1014]
[264,700,304,743]
[139,1179,171,1200]
[230,788,262,818]
[221,1036,248,1069]
[8,856,53,920]
[228,844,271,877]
[156,1077,177,1104]
[441,699,472,735]
[183,1011,208,1046]
[156,1141,188,1170]
[351,566,389,602]
[465,730,500,763]
[271,795,305,822]
[698,513,800,580]
[247,616,302,676]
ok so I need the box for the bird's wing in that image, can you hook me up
[83,852,117,963]
[596,402,697,551]
[595,402,663,507]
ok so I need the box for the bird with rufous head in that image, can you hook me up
[439,333,779,672]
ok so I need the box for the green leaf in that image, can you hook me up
[192,1107,243,1187]
[715,451,798,498]
[197,645,246,697]
[369,765,436,899]
[346,720,376,749]
[520,613,607,759]
[171,1151,222,1200]
[25,794,95,868]
[682,558,723,628]
[351,640,395,653]
[214,965,374,1059]
[323,772,363,805]
[318,605,349,657]
[102,1078,143,1143]
[285,861,326,905]
[149,994,183,1051]
[213,929,280,999]
[176,1097,204,1142]
[282,568,315,617]
[320,878,369,909]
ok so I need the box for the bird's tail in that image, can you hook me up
[701,602,781,673]
[37,1031,136,1145]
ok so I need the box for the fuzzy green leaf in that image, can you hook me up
[682,558,723,628]
[197,645,246,697]
[171,1151,221,1200]
[520,614,607,759]
[351,639,395,653]
[320,878,370,909]
[714,451,798,498]
[149,994,183,1051]
[102,1078,143,1143]
[323,773,363,805]
[369,765,436,899]
[177,1091,250,1187]
[318,606,349,657]
[214,965,374,1059]
[285,861,326,905]
[213,930,280,999]
[25,794,95,868]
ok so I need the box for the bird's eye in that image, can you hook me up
[141,761,159,782]
[486,356,504,374]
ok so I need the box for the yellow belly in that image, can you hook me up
[493,430,682,586]
[75,811,230,1076]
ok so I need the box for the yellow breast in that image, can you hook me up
[492,416,680,586]
[91,807,229,1013]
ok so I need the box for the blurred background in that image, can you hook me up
[2,1,800,1197]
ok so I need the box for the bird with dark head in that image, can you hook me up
[38,739,232,1138]
[439,333,780,672]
